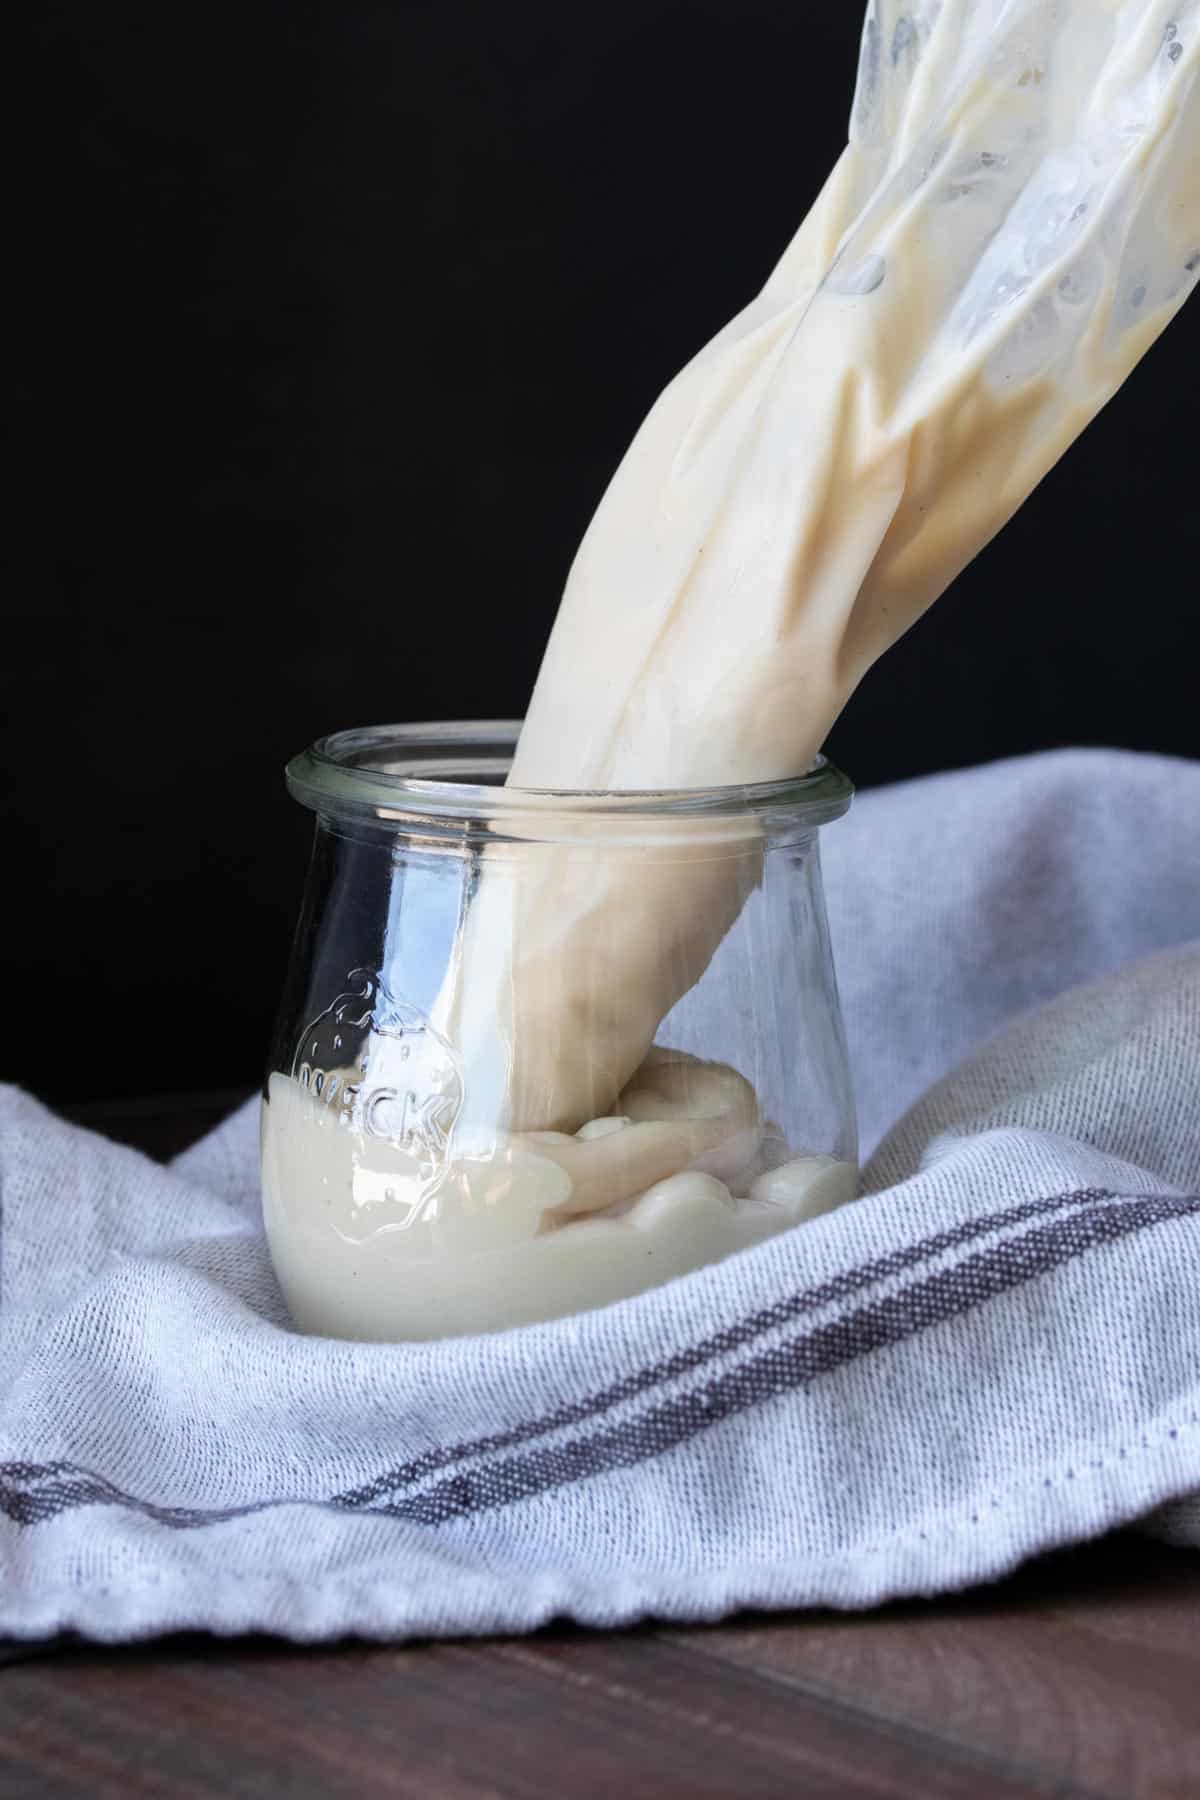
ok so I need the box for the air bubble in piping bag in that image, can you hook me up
[430,0,1200,1148]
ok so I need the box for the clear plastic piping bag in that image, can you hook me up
[438,0,1199,1136]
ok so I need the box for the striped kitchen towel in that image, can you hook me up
[1,748,1197,1641]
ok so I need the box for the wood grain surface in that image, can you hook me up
[0,1094,1195,1800]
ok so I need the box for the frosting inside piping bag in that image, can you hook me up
[437,0,1200,1134]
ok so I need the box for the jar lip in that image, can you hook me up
[285,720,854,826]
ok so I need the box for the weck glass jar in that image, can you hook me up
[262,722,856,1340]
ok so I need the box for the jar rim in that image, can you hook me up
[285,721,854,828]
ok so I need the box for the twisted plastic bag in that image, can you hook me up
[446,0,1200,1138]
[515,0,1200,789]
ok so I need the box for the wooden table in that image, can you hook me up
[3,1097,1197,1800]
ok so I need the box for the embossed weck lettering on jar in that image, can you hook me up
[293,969,464,1239]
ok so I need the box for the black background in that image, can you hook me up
[11,2,1200,1104]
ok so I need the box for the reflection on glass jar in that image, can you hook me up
[261,722,857,1340]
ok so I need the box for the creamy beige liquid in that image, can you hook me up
[268,0,1200,1337]
[262,1068,855,1339]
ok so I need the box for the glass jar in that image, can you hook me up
[261,722,856,1340]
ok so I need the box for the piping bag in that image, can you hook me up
[433,0,1200,1165]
